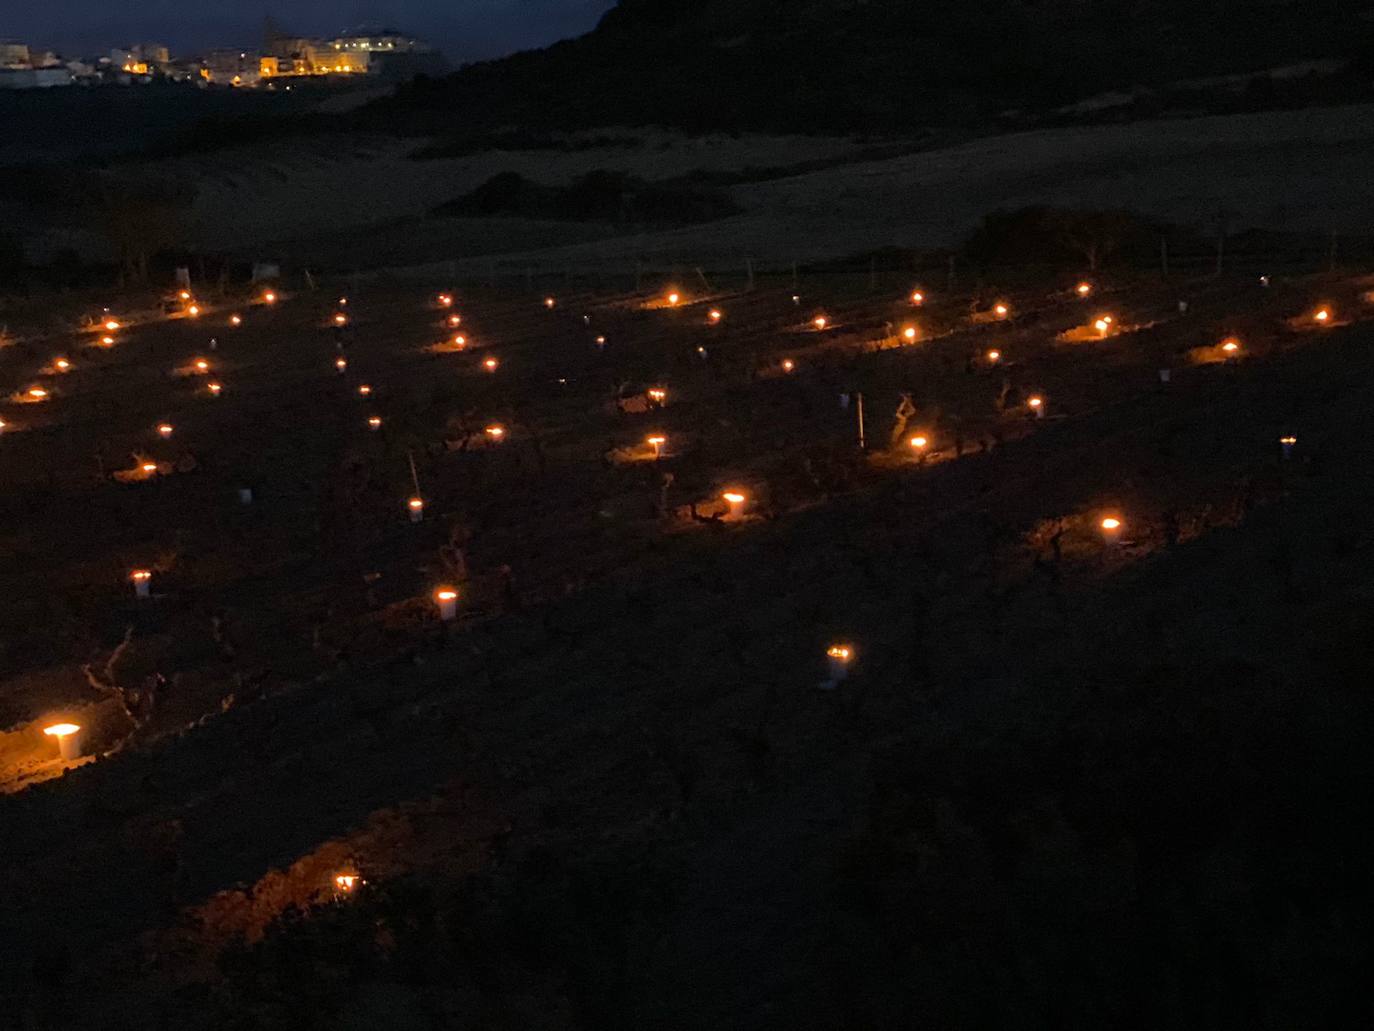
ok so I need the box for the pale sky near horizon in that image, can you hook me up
[5,0,617,63]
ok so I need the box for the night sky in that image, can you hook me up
[7,0,617,64]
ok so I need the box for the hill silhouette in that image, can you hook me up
[363,0,1371,134]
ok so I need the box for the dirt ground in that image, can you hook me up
[1,264,1372,1026]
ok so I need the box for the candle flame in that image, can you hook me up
[230,314,242,326]
[782,359,795,372]
[435,589,458,602]
[483,357,498,371]
[1076,282,1092,297]
[1101,517,1121,531]
[722,491,746,505]
[911,291,925,305]
[408,497,424,510]
[263,291,277,304]
[1028,396,1043,408]
[43,723,80,738]
[813,316,828,330]
[908,435,928,449]
[826,645,853,661]
[131,569,152,581]
[902,326,918,341]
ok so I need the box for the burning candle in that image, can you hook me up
[987,349,1001,363]
[908,434,929,452]
[813,315,828,330]
[1280,435,1297,459]
[902,326,918,342]
[483,357,498,372]
[230,314,242,327]
[438,293,454,308]
[407,497,424,523]
[722,490,747,519]
[1094,316,1114,336]
[595,335,607,348]
[709,309,723,323]
[452,335,467,349]
[100,335,116,347]
[157,422,174,438]
[131,568,152,599]
[104,319,120,331]
[825,644,854,684]
[1028,395,1045,418]
[358,384,372,397]
[544,297,556,309]
[647,387,667,405]
[188,304,201,317]
[334,313,347,326]
[1314,307,1331,324]
[179,290,191,301]
[43,722,82,761]
[1100,516,1123,545]
[335,357,348,373]
[1220,337,1241,355]
[1076,281,1093,297]
[647,434,666,458]
[367,415,382,431]
[782,358,795,373]
[194,359,210,373]
[448,314,462,327]
[207,381,223,397]
[667,291,681,306]
[334,873,361,895]
[435,587,459,621]
[262,290,277,304]
[910,290,925,305]
[27,387,49,401]
[994,302,1009,318]
[485,424,506,442]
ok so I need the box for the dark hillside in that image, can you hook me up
[364,0,1372,134]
